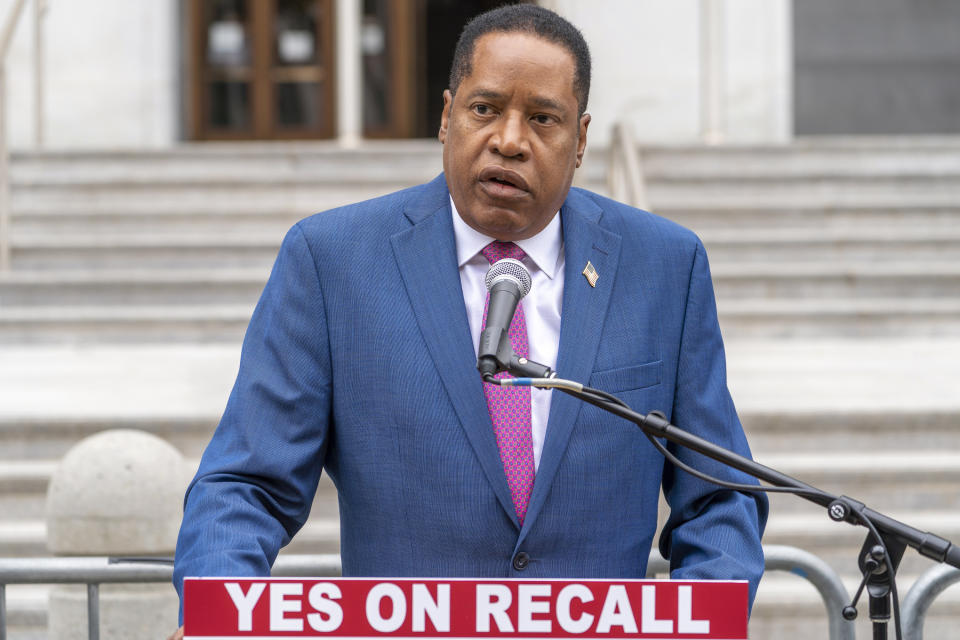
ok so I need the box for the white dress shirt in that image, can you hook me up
[451,197,565,471]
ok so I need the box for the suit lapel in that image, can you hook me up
[520,189,622,538]
[390,176,520,526]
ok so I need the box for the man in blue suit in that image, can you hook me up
[171,5,767,635]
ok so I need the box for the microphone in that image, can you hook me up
[477,259,555,380]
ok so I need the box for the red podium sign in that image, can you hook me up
[183,578,747,639]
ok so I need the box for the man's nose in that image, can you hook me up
[490,112,529,160]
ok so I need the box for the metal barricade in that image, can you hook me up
[901,564,960,639]
[647,544,854,640]
[0,554,341,640]
[0,547,849,640]
[764,545,855,640]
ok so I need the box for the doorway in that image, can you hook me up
[361,0,521,139]
[188,0,336,140]
[186,0,528,141]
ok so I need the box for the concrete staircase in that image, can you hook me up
[644,139,960,637]
[1,142,445,344]
[648,139,960,340]
[2,137,960,638]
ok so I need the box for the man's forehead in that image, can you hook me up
[461,32,578,101]
[471,30,574,66]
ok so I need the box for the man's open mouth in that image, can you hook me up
[479,166,530,197]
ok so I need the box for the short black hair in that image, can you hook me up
[448,4,591,117]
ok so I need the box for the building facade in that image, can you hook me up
[1,0,957,150]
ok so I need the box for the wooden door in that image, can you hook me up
[189,0,336,140]
[361,0,422,138]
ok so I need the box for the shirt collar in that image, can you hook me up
[450,196,563,279]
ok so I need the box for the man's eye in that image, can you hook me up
[533,114,554,125]
[473,104,492,116]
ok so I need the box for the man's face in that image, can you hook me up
[439,32,590,241]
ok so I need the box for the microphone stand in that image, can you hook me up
[483,367,960,640]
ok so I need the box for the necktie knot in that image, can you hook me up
[481,241,526,264]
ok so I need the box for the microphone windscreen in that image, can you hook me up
[484,258,532,297]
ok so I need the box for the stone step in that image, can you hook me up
[742,410,960,454]
[0,520,47,556]
[17,167,957,202]
[5,451,956,527]
[647,177,960,209]
[3,584,47,640]
[3,263,957,308]
[9,183,427,218]
[13,178,960,214]
[0,417,220,460]
[660,204,960,234]
[13,205,959,243]
[7,149,596,193]
[11,167,441,188]
[717,298,960,338]
[640,138,960,178]
[9,139,442,173]
[11,138,960,183]
[2,408,953,464]
[13,202,960,236]
[763,509,960,578]
[11,227,960,270]
[3,301,954,344]
[0,509,342,560]
[753,451,960,513]
[0,456,340,517]
[12,209,304,235]
[0,305,252,343]
[701,228,960,263]
[9,234,285,270]
[3,299,959,344]
[0,269,269,306]
[655,172,960,189]
[1,409,955,464]
[12,170,960,212]
[0,461,56,519]
[711,262,960,299]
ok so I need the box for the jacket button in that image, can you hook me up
[512,552,530,571]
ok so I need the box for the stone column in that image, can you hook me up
[336,0,362,147]
[45,429,188,639]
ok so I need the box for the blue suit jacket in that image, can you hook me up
[174,174,768,612]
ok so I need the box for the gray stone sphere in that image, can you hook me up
[45,429,187,555]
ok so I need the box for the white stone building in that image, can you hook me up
[5,0,958,150]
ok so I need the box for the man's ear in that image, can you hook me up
[438,90,453,143]
[575,113,591,167]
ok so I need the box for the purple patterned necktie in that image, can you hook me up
[481,241,535,525]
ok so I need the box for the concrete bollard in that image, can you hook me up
[45,429,189,639]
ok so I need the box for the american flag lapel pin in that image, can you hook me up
[582,261,599,287]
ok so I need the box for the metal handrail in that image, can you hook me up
[0,0,45,272]
[901,564,960,639]
[0,546,850,640]
[607,120,649,212]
